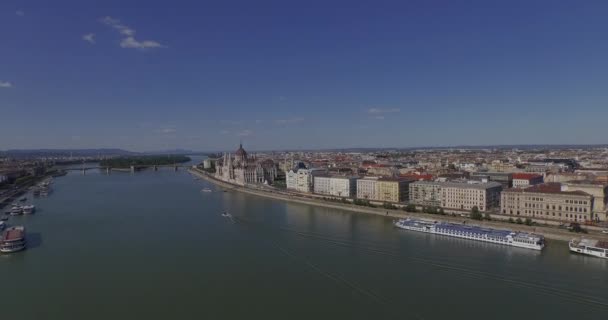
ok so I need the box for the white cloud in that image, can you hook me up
[0,81,13,88]
[82,33,96,44]
[275,117,305,125]
[120,37,163,49]
[160,128,176,134]
[100,16,165,49]
[368,108,400,114]
[237,130,253,137]
[374,116,385,120]
[16,10,24,16]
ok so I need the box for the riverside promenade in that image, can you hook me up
[189,168,608,243]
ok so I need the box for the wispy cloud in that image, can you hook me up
[157,125,176,134]
[220,120,242,125]
[368,108,400,114]
[237,130,253,137]
[374,116,385,120]
[275,117,305,125]
[16,10,24,17]
[160,128,176,134]
[0,81,13,88]
[82,33,96,44]
[100,16,165,49]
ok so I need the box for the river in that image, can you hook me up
[1,157,607,319]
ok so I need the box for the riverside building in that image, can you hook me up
[409,181,442,207]
[375,178,412,203]
[313,176,357,198]
[440,181,502,212]
[356,177,379,200]
[501,183,594,222]
[215,143,278,186]
[286,168,326,193]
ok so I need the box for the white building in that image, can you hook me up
[286,168,326,193]
[314,176,357,197]
[356,177,379,200]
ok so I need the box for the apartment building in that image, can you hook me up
[409,181,442,207]
[375,178,412,203]
[356,177,379,200]
[313,176,357,198]
[441,181,502,212]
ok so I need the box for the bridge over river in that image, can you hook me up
[64,164,194,174]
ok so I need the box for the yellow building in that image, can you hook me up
[375,178,412,203]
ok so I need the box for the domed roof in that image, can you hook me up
[235,143,247,157]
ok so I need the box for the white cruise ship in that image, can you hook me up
[394,218,544,251]
[569,238,608,259]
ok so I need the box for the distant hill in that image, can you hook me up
[0,149,137,159]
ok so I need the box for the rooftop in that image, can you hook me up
[505,183,591,196]
[512,173,543,180]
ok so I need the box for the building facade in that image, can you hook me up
[356,177,379,200]
[376,178,411,203]
[214,144,278,186]
[286,168,326,193]
[441,181,502,212]
[409,181,442,207]
[313,176,357,198]
[561,181,608,221]
[501,183,594,222]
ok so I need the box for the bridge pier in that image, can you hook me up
[153,165,158,171]
[82,169,86,175]
[174,165,178,171]
[130,165,135,173]
[106,167,111,175]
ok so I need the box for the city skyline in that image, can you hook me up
[2,1,608,151]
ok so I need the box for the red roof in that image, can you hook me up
[512,173,542,180]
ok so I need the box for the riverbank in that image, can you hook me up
[190,168,608,243]
[0,174,55,209]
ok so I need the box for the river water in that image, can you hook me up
[1,158,607,319]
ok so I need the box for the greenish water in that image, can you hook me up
[1,161,607,319]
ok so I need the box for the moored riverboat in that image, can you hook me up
[10,205,23,216]
[569,238,608,259]
[22,205,35,215]
[0,226,26,253]
[394,218,544,250]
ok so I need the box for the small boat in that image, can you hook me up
[0,226,26,253]
[22,205,35,215]
[221,211,232,218]
[0,221,5,230]
[201,188,212,193]
[19,197,27,202]
[1,217,8,221]
[10,206,23,216]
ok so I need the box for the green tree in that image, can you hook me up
[438,208,445,215]
[508,217,515,223]
[483,212,492,221]
[524,218,533,226]
[404,204,417,212]
[470,206,483,220]
[516,218,523,224]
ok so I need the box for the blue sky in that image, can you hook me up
[1,0,607,151]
